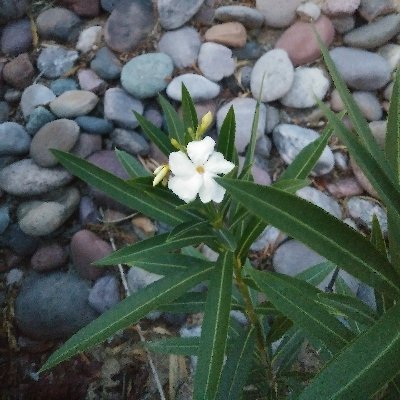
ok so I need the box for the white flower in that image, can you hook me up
[168,136,235,203]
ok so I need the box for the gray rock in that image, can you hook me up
[251,225,286,252]
[79,196,99,225]
[25,106,56,136]
[20,84,56,119]
[75,116,114,135]
[331,15,355,34]
[101,0,119,12]
[71,132,102,159]
[352,91,382,121]
[359,0,395,22]
[91,47,122,80]
[256,0,302,28]
[31,243,68,271]
[77,69,106,94]
[49,90,99,118]
[273,124,334,176]
[215,5,264,29]
[37,46,79,79]
[50,78,79,96]
[296,2,321,21]
[238,65,252,89]
[322,0,360,16]
[255,135,272,158]
[334,151,349,171]
[6,268,23,286]
[0,206,10,234]
[0,18,32,56]
[89,275,120,313]
[158,0,204,30]
[121,53,173,99]
[15,272,98,340]
[198,42,235,82]
[0,0,29,24]
[0,101,9,122]
[110,128,149,155]
[378,43,400,72]
[104,87,144,129]
[0,159,72,196]
[0,223,39,256]
[232,41,264,60]
[0,122,30,156]
[265,105,280,134]
[369,120,386,148]
[330,47,391,90]
[76,25,102,54]
[158,26,201,69]
[357,282,376,310]
[166,73,220,101]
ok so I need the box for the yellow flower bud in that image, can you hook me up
[196,111,213,139]
[170,138,181,150]
[153,165,170,186]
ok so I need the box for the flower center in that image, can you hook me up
[196,165,205,174]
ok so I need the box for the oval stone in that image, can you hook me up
[49,90,99,118]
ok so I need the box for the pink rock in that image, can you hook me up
[275,15,335,66]
[58,0,100,17]
[350,157,379,198]
[326,177,364,198]
[78,69,106,94]
[31,243,68,271]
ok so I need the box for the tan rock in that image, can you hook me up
[204,22,247,48]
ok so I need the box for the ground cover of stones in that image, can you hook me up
[0,0,399,398]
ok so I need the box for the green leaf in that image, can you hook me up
[158,94,185,145]
[218,178,400,298]
[267,315,293,343]
[217,106,237,163]
[115,149,150,178]
[247,269,354,354]
[181,83,198,133]
[167,220,210,241]
[272,178,310,193]
[296,261,336,287]
[298,301,400,400]
[370,214,387,256]
[52,150,189,226]
[158,292,207,313]
[194,251,234,400]
[39,264,214,373]
[387,205,400,275]
[146,337,199,356]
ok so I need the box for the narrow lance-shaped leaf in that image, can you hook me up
[181,83,198,133]
[145,337,199,356]
[158,93,185,145]
[387,205,400,276]
[115,149,150,178]
[295,261,336,287]
[217,106,237,163]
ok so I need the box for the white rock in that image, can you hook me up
[378,43,400,72]
[256,0,302,28]
[20,84,56,119]
[296,2,321,21]
[76,26,102,54]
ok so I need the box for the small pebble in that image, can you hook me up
[26,107,56,136]
[31,243,68,271]
[76,25,102,53]
[158,0,204,30]
[256,0,302,28]
[77,69,106,94]
[110,128,149,155]
[50,78,79,96]
[214,5,264,29]
[49,90,99,118]
[20,84,56,119]
[90,47,122,80]
[75,116,113,135]
[296,2,321,21]
[89,275,120,313]
[204,22,247,48]
[1,18,32,56]
[37,46,79,79]
[0,122,30,156]
[2,53,34,89]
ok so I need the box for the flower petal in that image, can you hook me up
[198,172,226,203]
[168,174,202,203]
[204,151,235,175]
[187,136,216,166]
[169,151,195,177]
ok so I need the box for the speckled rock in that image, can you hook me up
[89,275,120,313]
[256,0,302,28]
[20,84,56,119]
[31,243,68,271]
[204,22,247,48]
[166,74,220,101]
[158,0,204,30]
[110,128,149,155]
[0,122,30,156]
[37,46,79,79]
[214,5,264,29]
[49,90,99,118]
[0,18,32,56]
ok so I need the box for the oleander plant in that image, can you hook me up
[39,39,400,399]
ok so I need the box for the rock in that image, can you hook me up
[79,196,99,224]
[104,0,155,53]
[273,124,334,176]
[275,15,335,66]
[36,7,81,43]
[239,156,271,185]
[49,90,99,118]
[322,0,360,15]
[378,44,400,72]
[344,14,400,49]
[158,26,201,69]
[214,5,264,29]
[60,0,100,17]
[121,53,173,99]
[0,206,10,234]
[232,41,264,60]
[198,42,235,82]
[217,98,266,153]
[255,135,272,158]
[4,89,22,103]
[6,268,23,286]
[103,87,144,129]
[327,177,364,198]
[110,128,149,155]
[204,22,247,48]
[50,78,79,96]
[31,243,68,271]
[15,272,98,339]
[347,196,387,233]
[127,265,162,293]
[331,15,355,33]
[251,225,286,252]
[101,0,118,12]
[0,0,29,24]
[166,74,220,101]
[256,0,302,28]
[0,159,72,196]
[0,18,32,56]
[357,282,376,310]
[71,132,102,159]
[238,65,252,89]
[158,0,204,30]
[76,25,102,53]
[2,53,34,89]
[369,120,386,148]
[296,186,342,218]
[0,102,9,122]
[330,47,391,90]
[359,0,395,22]
[265,105,280,134]
[26,107,56,136]
[77,69,106,94]
[37,46,79,79]
[20,84,56,119]
[71,229,112,280]
[384,81,393,101]
[75,116,113,135]
[0,122,30,156]
[30,119,80,167]
[90,47,122,81]
[280,67,329,109]
[250,49,294,102]
[0,224,39,256]
[144,107,163,128]
[88,275,120,313]
[350,157,378,198]
[296,2,321,21]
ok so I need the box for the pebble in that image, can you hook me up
[214,5,264,29]
[239,156,271,185]
[37,46,79,79]
[250,49,294,102]
[166,73,220,101]
[275,15,335,66]
[238,65,252,89]
[273,124,334,176]
[26,107,56,136]
[359,0,395,22]
[331,15,355,34]
[90,47,122,80]
[76,25,102,53]
[30,119,80,167]
[49,90,99,118]
[251,226,286,252]
[71,132,102,158]
[0,0,29,24]
[103,87,144,129]
[71,229,112,280]
[369,120,386,148]
[89,275,120,313]
[121,53,173,99]
[296,186,342,219]
[18,187,80,236]
[322,0,360,15]
[20,84,56,119]
[15,272,98,339]
[216,98,267,153]
[265,105,280,134]
[330,47,391,90]
[0,206,10,234]
[280,67,330,109]
[75,116,113,135]
[60,0,100,17]
[77,69,106,94]
[232,41,264,60]
[256,0,302,28]
[1,18,32,56]
[296,2,321,21]
[6,268,23,286]
[198,42,235,82]
[158,27,201,69]
[79,196,99,225]
[101,0,118,12]
[110,128,149,155]
[4,89,22,103]
[0,159,72,196]
[0,102,9,122]
[384,81,393,101]
[204,22,247,48]
[0,122,30,156]
[344,14,400,49]
[357,282,376,310]
[36,7,81,43]
[104,0,155,53]
[158,0,204,30]
[350,157,378,198]
[326,177,364,198]
[0,224,39,256]
[2,53,34,89]
[31,243,68,271]
[50,78,79,96]
[334,152,349,171]
[378,44,400,71]
[255,135,272,158]
[347,196,387,234]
